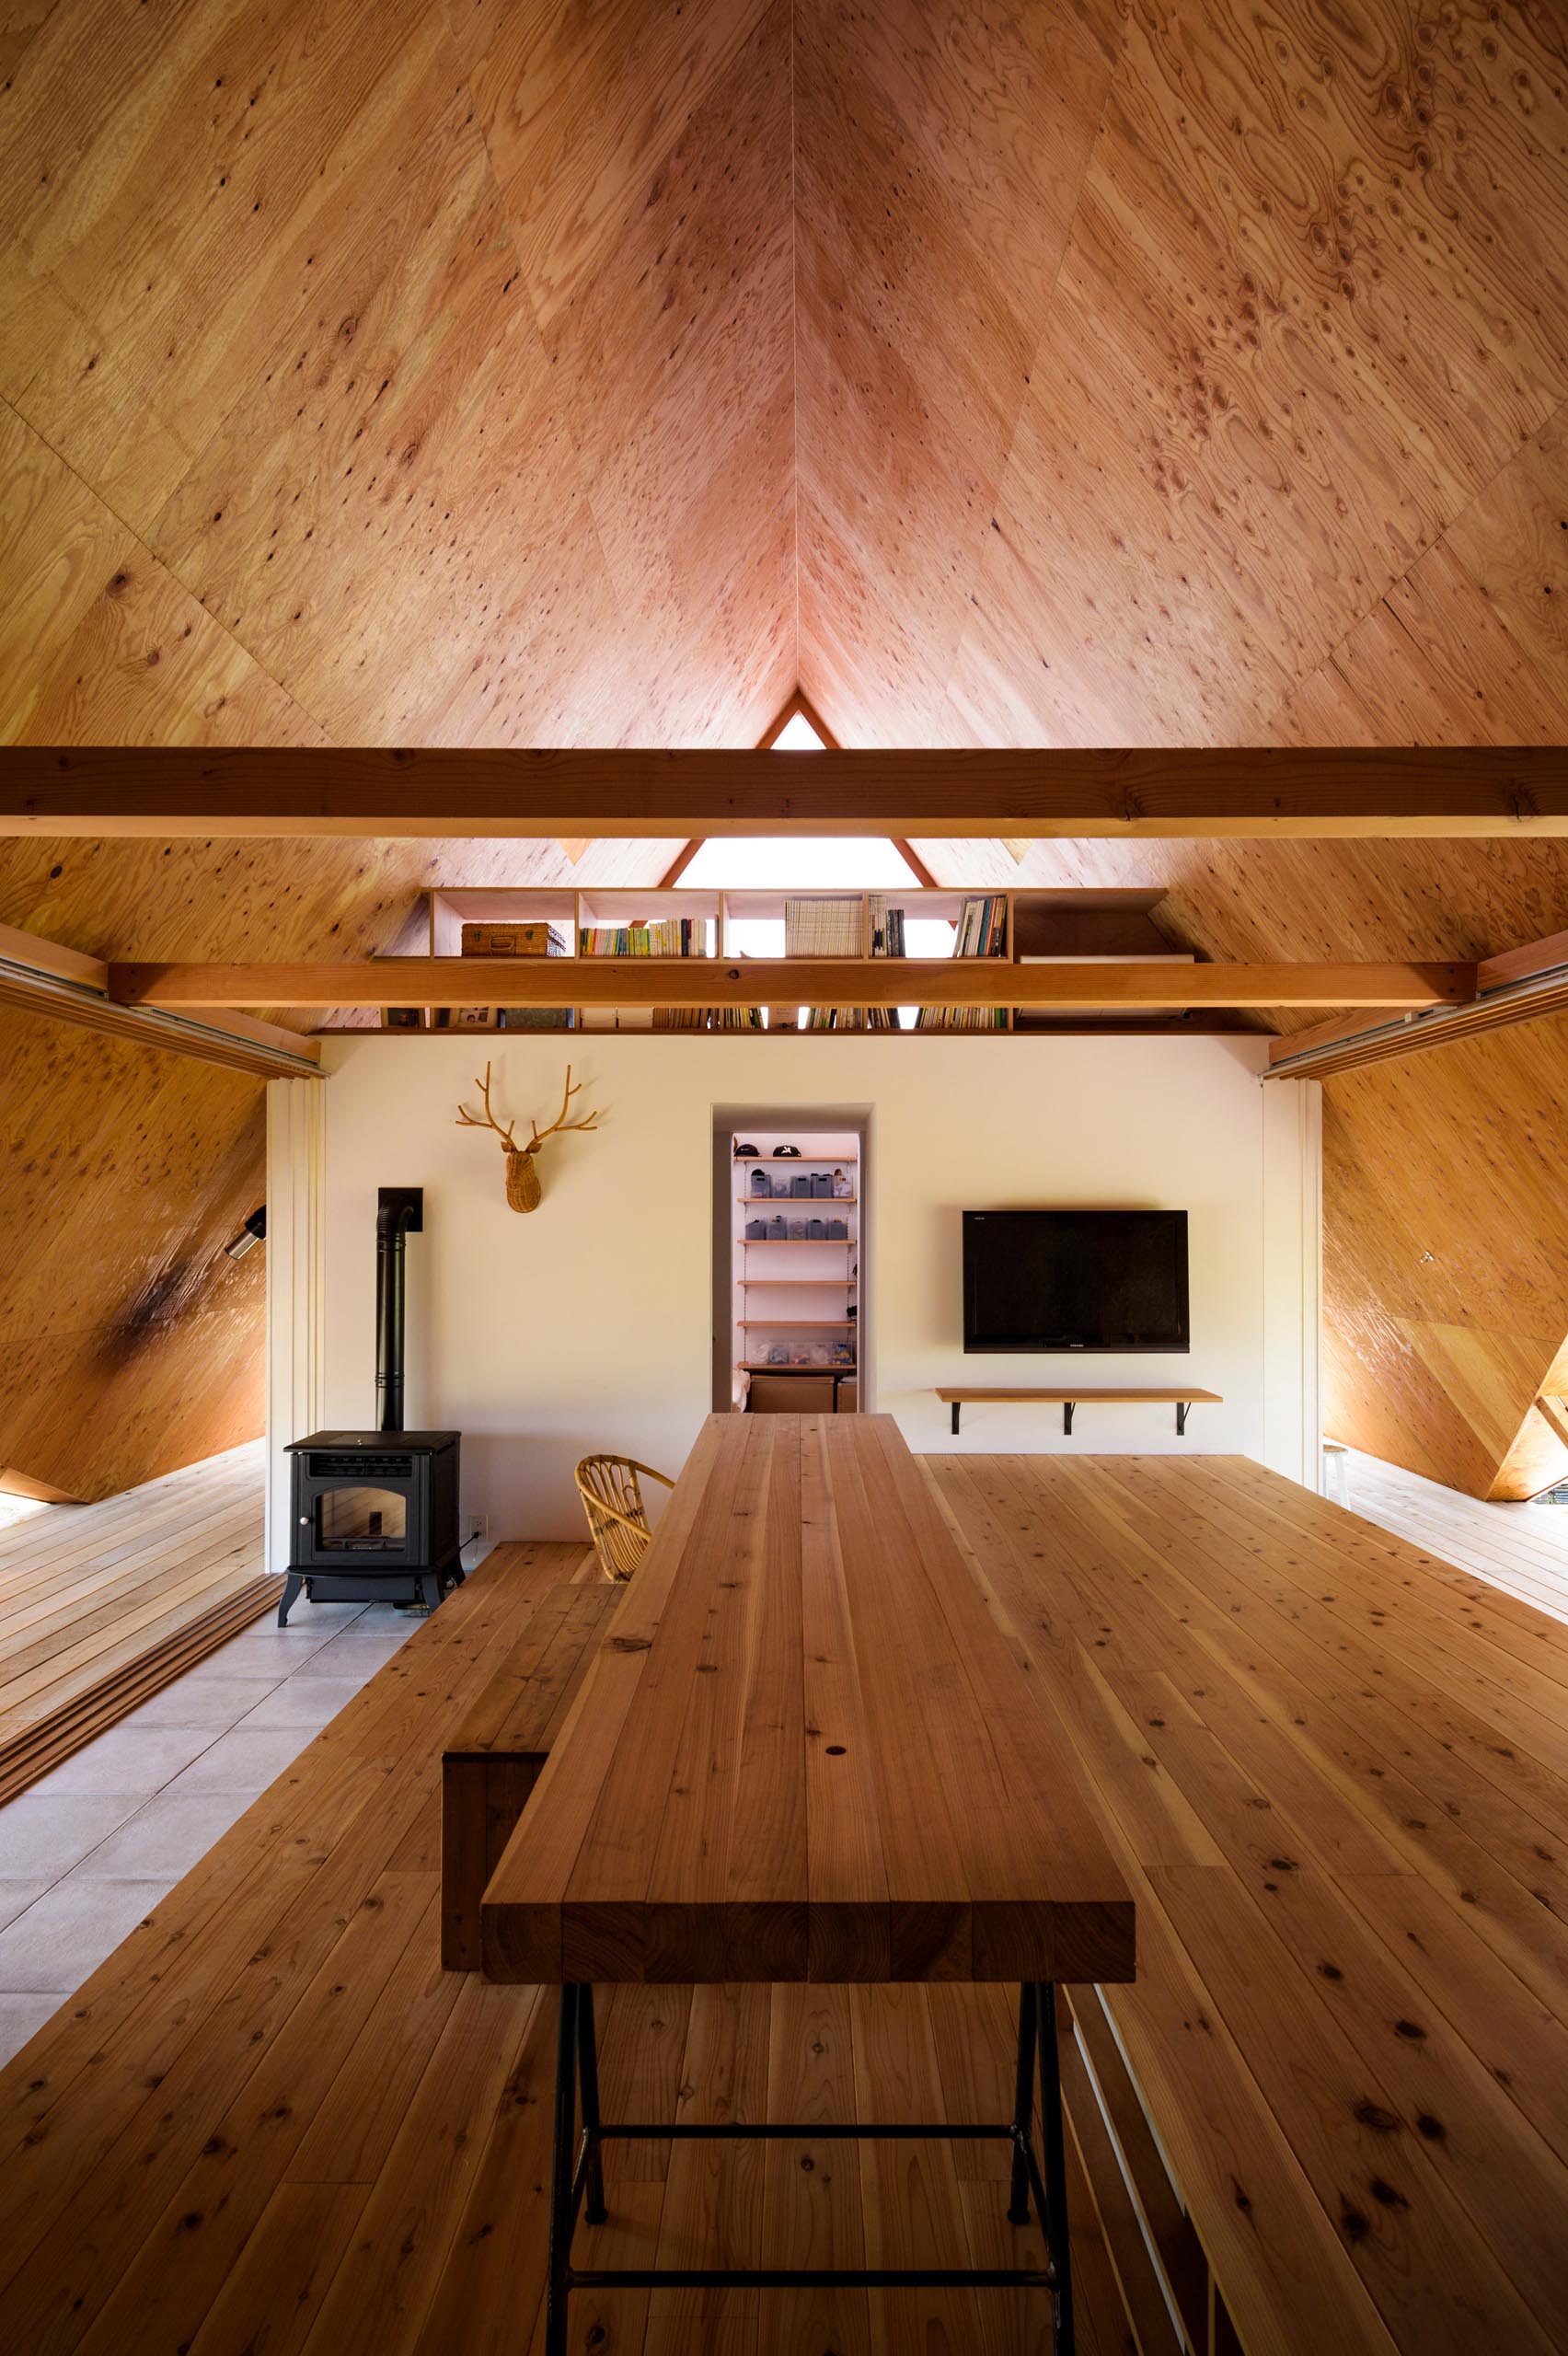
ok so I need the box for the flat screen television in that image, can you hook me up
[963,1209,1189,1354]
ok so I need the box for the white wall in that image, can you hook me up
[316,1034,1320,1537]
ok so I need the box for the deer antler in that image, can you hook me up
[455,1062,518,1150]
[526,1064,601,1153]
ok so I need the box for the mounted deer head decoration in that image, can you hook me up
[455,1063,601,1213]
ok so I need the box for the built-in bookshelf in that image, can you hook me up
[732,1138,859,1409]
[358,885,1193,1034]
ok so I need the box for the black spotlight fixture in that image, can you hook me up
[225,1206,267,1262]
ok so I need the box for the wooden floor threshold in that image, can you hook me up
[0,1573,277,1805]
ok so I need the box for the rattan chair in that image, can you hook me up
[574,1454,675,1583]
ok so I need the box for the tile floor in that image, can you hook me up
[0,1592,423,2065]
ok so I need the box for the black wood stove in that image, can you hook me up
[278,1187,463,1625]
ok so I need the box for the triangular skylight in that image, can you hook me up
[768,709,829,751]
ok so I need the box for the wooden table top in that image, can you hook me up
[481,1414,1136,1986]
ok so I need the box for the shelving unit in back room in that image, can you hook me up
[732,1138,860,1414]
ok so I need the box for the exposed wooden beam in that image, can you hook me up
[0,922,321,1079]
[1476,928,1568,992]
[1267,927,1568,1080]
[3,748,1567,839]
[109,958,1473,1012]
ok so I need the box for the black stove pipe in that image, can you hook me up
[375,1187,423,1434]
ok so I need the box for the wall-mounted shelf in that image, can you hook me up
[739,1319,858,1330]
[737,1237,856,1244]
[739,1278,857,1288]
[740,1195,857,1207]
[937,1387,1223,1437]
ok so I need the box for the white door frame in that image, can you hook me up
[264,1077,326,1572]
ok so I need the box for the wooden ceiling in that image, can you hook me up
[0,0,792,751]
[2,0,1564,750]
[4,0,1568,1507]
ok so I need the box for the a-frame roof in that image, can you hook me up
[0,0,1564,754]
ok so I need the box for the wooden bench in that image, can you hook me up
[440,1580,618,1969]
[938,1385,1222,1436]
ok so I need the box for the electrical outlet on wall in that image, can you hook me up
[460,1512,489,1546]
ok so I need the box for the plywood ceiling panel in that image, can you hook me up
[1,0,1566,750]
[798,0,1568,751]
[0,0,792,751]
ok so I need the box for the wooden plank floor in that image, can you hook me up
[929,1454,1568,2356]
[1337,1448,1568,1624]
[0,1443,270,1796]
[0,1459,1562,2353]
[0,1539,1110,2356]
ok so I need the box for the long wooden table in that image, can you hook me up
[482,1413,1135,2355]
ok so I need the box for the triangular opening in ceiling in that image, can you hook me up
[671,690,939,892]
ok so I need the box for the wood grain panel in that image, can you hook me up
[0,0,793,751]
[0,1006,268,1499]
[0,402,327,748]
[795,0,1568,748]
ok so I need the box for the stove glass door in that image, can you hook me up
[316,1484,408,1553]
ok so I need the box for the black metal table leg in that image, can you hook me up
[951,1402,962,1436]
[576,1983,608,2226]
[1008,1981,1038,2225]
[1176,1401,1189,1437]
[1036,1983,1076,2356]
[541,1974,1078,2350]
[1063,1402,1075,1436]
[545,1984,582,2356]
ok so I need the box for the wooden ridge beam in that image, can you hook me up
[0,921,321,1078]
[3,747,1567,839]
[108,957,1473,1011]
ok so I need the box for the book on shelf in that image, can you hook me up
[786,894,865,1031]
[783,895,864,955]
[579,913,734,1025]
[866,895,905,1030]
[868,896,906,958]
[578,918,713,957]
[953,894,1007,957]
[917,893,1009,1032]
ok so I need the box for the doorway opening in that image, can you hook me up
[712,1109,870,1416]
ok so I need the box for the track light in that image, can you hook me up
[225,1207,267,1262]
